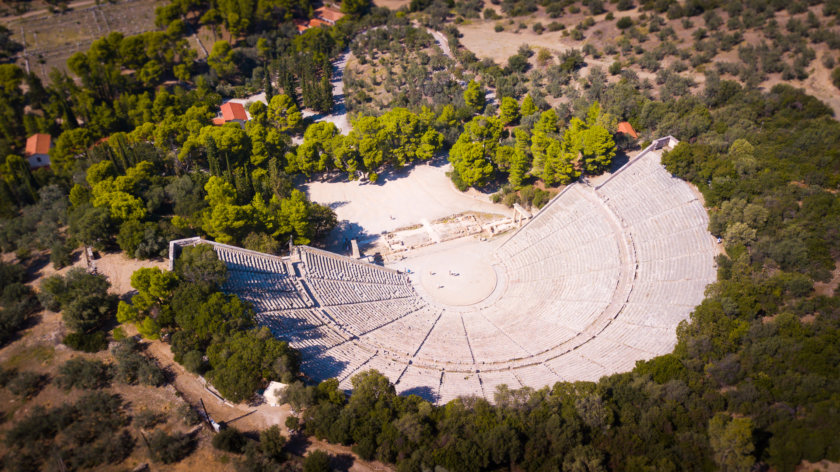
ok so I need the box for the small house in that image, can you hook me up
[24,133,52,169]
[215,102,249,126]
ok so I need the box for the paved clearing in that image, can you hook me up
[304,161,509,247]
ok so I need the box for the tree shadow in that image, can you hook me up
[324,221,375,253]
[285,433,312,456]
[399,385,440,403]
[607,149,631,174]
[332,453,355,471]
[299,353,350,382]
[23,253,52,282]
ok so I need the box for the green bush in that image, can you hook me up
[63,331,108,352]
[134,409,164,429]
[148,430,194,464]
[111,338,166,386]
[617,16,633,29]
[182,350,207,374]
[212,427,247,454]
[548,21,564,32]
[56,358,112,390]
[259,425,286,462]
[7,371,48,399]
[50,242,74,269]
[303,450,331,472]
[178,403,201,426]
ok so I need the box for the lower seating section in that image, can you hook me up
[438,371,483,404]
[185,138,716,405]
[478,369,522,398]
[325,298,422,336]
[224,270,310,311]
[395,366,441,402]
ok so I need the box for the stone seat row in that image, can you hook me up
[213,247,289,274]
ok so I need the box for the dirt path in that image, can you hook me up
[301,51,352,135]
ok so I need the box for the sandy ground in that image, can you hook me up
[389,236,502,306]
[455,7,840,117]
[374,0,410,10]
[457,22,586,64]
[93,252,168,295]
[304,161,509,248]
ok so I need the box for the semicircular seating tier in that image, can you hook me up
[169,136,718,404]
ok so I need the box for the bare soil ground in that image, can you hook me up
[374,0,411,10]
[454,5,840,116]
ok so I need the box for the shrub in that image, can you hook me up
[56,358,112,390]
[548,21,564,32]
[134,409,164,429]
[7,371,48,399]
[178,403,201,426]
[833,67,840,90]
[494,24,504,32]
[285,415,300,432]
[303,450,331,472]
[533,22,544,34]
[182,350,207,374]
[112,338,166,386]
[212,427,247,454]
[63,331,108,352]
[617,17,633,29]
[259,425,286,462]
[50,242,73,269]
[148,430,194,463]
[617,0,634,11]
[0,367,17,387]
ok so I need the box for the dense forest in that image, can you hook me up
[1,0,840,470]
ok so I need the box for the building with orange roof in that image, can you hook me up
[294,18,310,32]
[617,121,639,139]
[214,102,249,127]
[221,102,248,122]
[24,133,52,169]
[314,6,345,24]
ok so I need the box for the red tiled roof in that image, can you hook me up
[308,18,329,28]
[25,133,51,155]
[221,102,248,122]
[294,19,310,32]
[212,117,226,126]
[314,6,345,23]
[617,121,639,139]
